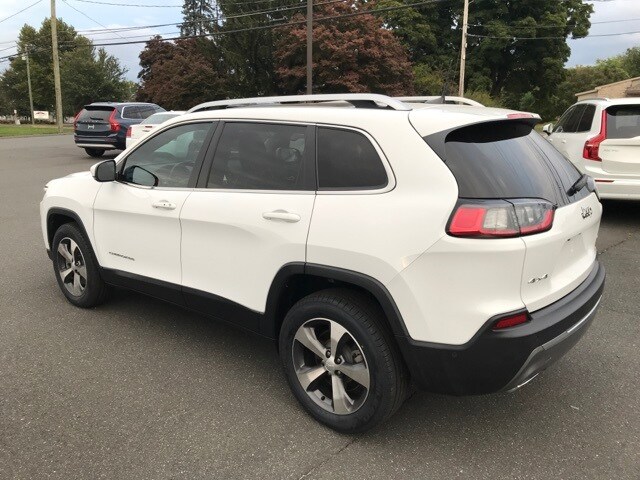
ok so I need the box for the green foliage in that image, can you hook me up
[0,19,129,117]
[181,0,216,36]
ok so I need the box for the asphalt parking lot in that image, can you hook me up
[1,134,639,479]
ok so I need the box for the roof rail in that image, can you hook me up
[187,94,411,113]
[397,96,484,107]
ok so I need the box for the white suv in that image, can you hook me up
[41,94,605,433]
[543,98,640,200]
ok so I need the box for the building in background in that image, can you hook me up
[576,77,640,101]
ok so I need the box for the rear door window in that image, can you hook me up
[207,122,313,190]
[122,106,141,120]
[317,127,388,190]
[606,105,640,138]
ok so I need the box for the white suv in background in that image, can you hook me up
[543,98,640,200]
[41,94,605,433]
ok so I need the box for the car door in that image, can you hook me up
[93,121,216,299]
[179,121,316,329]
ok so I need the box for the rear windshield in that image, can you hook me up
[432,121,586,204]
[77,107,113,122]
[606,105,640,139]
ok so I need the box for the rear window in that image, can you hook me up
[77,107,113,122]
[436,121,585,204]
[606,105,640,139]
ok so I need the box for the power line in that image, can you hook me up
[0,0,43,24]
[68,0,181,6]
[62,0,128,39]
[0,0,453,61]
[468,29,640,41]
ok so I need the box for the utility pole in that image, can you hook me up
[306,0,312,94]
[50,0,64,133]
[25,47,35,126]
[458,0,469,97]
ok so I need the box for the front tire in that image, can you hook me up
[279,289,408,433]
[52,223,111,308]
[85,148,105,158]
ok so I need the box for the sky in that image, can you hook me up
[0,0,639,82]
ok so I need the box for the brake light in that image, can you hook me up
[493,312,529,330]
[583,110,607,161]
[108,109,120,132]
[126,126,132,138]
[447,200,555,238]
[73,111,81,129]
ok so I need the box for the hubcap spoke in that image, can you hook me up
[73,272,82,295]
[296,365,326,391]
[69,239,79,259]
[76,265,87,281]
[331,375,353,415]
[59,267,74,282]
[58,242,73,262]
[329,321,348,356]
[338,362,370,389]
[294,326,326,360]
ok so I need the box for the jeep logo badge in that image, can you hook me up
[581,206,593,219]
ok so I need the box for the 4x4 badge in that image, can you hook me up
[581,206,593,219]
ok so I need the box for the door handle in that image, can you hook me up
[262,210,301,223]
[152,200,176,210]
[561,140,567,144]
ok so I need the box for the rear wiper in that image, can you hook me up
[566,174,589,197]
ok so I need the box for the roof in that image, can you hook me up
[85,102,159,107]
[575,75,640,97]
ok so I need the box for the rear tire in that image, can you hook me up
[52,223,111,308]
[279,288,408,433]
[85,148,105,158]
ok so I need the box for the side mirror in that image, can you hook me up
[542,123,553,135]
[91,160,116,182]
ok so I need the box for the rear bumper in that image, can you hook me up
[398,261,605,395]
[74,134,124,150]
[585,163,640,200]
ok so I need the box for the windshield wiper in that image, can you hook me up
[566,174,589,197]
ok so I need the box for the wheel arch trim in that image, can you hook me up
[46,208,94,260]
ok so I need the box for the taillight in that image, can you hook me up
[493,311,529,330]
[583,110,607,161]
[109,109,120,132]
[447,199,555,238]
[126,126,132,138]
[73,111,81,129]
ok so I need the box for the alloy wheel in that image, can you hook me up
[292,318,370,415]
[56,237,88,297]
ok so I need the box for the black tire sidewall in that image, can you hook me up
[279,294,398,434]
[85,148,105,158]
[51,223,104,308]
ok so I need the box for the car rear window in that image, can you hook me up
[606,105,640,139]
[77,107,113,122]
[432,121,585,204]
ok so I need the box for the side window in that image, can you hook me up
[559,105,585,133]
[554,106,576,133]
[207,122,311,190]
[122,106,141,120]
[317,127,388,190]
[576,104,596,132]
[139,106,156,119]
[121,122,213,188]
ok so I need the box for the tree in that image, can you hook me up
[380,0,593,110]
[274,2,414,95]
[181,0,216,36]
[0,19,129,117]
[136,37,229,109]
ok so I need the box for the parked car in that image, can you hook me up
[125,111,186,149]
[397,95,484,106]
[542,98,640,200]
[74,102,165,158]
[42,94,604,433]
